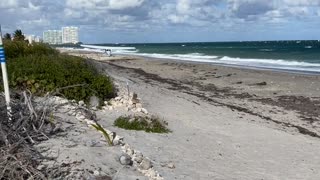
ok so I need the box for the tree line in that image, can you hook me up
[3,29,26,41]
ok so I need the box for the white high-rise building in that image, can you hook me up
[34,36,42,43]
[43,30,62,44]
[25,35,35,44]
[62,26,79,44]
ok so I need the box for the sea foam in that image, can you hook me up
[76,45,320,73]
[117,51,320,73]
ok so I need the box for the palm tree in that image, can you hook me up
[3,33,12,40]
[13,29,25,41]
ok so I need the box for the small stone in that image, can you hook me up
[119,154,132,165]
[89,96,100,107]
[137,108,142,112]
[115,97,121,101]
[113,102,121,107]
[133,152,143,163]
[36,165,46,171]
[113,135,124,145]
[79,100,85,106]
[135,103,143,109]
[93,170,100,176]
[126,148,134,156]
[67,110,75,116]
[122,143,130,150]
[147,169,157,178]
[167,163,175,169]
[134,156,143,164]
[76,114,86,120]
[139,158,152,170]
[141,108,148,114]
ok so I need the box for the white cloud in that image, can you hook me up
[65,0,105,9]
[168,14,188,24]
[108,0,144,10]
[65,0,145,10]
[0,0,18,8]
[1,0,319,41]
[176,0,191,14]
[281,0,320,6]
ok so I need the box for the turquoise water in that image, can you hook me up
[93,41,320,73]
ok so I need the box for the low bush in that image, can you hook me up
[0,40,115,104]
[114,115,170,133]
[3,40,58,59]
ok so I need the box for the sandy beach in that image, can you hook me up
[57,49,320,179]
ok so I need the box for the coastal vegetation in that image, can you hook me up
[0,30,116,179]
[13,29,25,41]
[114,115,170,133]
[1,30,115,105]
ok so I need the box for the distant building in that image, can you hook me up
[43,30,62,44]
[25,34,35,44]
[62,26,79,44]
[24,34,41,44]
[34,36,42,43]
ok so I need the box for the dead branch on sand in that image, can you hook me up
[0,91,59,179]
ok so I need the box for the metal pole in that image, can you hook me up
[0,25,12,121]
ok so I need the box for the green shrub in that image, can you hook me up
[3,40,57,59]
[114,115,170,133]
[0,40,115,104]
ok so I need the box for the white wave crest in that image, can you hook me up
[116,52,219,62]
[120,51,320,73]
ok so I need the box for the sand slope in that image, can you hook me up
[95,56,320,180]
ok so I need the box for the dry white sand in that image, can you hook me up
[50,50,320,179]
[97,59,320,180]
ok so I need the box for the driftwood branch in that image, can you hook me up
[0,91,58,179]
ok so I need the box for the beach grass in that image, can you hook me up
[114,115,170,133]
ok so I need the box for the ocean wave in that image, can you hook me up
[218,56,320,72]
[259,49,274,52]
[75,47,320,73]
[118,52,320,73]
[116,52,220,62]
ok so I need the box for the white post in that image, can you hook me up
[0,26,11,121]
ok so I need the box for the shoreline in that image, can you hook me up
[59,49,320,179]
[122,54,320,76]
[95,56,320,179]
[59,48,320,75]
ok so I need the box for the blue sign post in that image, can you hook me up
[0,25,11,121]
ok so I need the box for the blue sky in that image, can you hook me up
[1,0,320,43]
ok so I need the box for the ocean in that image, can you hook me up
[91,40,320,73]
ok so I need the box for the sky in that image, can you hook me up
[1,0,320,43]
